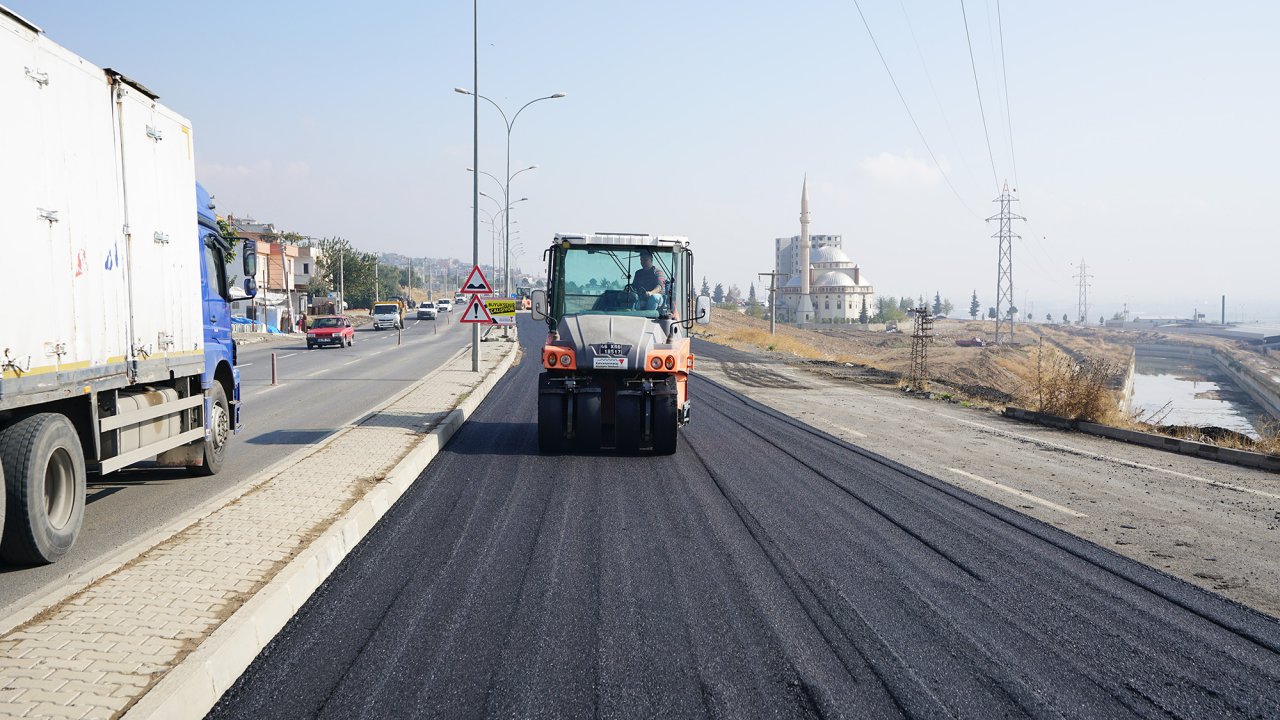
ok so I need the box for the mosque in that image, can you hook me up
[774,178,875,324]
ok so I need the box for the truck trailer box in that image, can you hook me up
[1,8,203,409]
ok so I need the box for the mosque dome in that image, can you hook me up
[814,270,857,288]
[810,246,852,265]
[784,275,803,288]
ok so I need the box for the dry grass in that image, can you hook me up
[722,327,828,359]
[1021,344,1124,423]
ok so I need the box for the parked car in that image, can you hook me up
[307,315,354,348]
[436,298,453,312]
[417,301,437,320]
[454,293,466,306]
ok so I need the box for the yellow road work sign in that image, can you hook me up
[485,298,517,325]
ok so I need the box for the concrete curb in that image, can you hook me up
[1003,407,1280,473]
[0,343,472,635]
[121,338,520,720]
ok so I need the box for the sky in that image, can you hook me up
[8,1,1278,322]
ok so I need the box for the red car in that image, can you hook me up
[306,315,354,349]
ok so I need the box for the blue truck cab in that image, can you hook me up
[195,183,256,469]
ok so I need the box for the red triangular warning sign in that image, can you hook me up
[459,265,493,294]
[459,295,496,324]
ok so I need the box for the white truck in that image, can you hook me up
[0,6,256,564]
[371,302,404,330]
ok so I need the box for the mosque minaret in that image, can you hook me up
[796,175,815,322]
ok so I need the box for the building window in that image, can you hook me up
[303,262,310,274]
[824,301,830,310]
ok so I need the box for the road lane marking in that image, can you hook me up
[234,363,253,368]
[280,353,297,358]
[343,358,361,366]
[947,468,1088,518]
[867,396,1280,501]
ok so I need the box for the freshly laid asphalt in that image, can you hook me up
[209,315,1280,719]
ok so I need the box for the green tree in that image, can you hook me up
[942,299,954,317]
[701,276,711,297]
[932,292,943,316]
[969,291,980,320]
[725,284,742,305]
[1006,305,1019,319]
[1063,313,1069,324]
[876,296,907,323]
[1047,313,1054,323]
[988,307,997,319]
[747,282,757,306]
[713,283,725,303]
[858,300,869,324]
[898,297,912,313]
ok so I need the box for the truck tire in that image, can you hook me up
[0,460,6,553]
[538,393,566,454]
[651,393,679,456]
[573,392,602,452]
[188,383,229,477]
[615,393,643,455]
[0,413,86,565]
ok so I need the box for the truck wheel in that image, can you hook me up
[538,394,566,454]
[188,383,229,477]
[614,393,643,455]
[574,393,602,451]
[651,393,679,456]
[0,413,86,565]
[0,460,6,554]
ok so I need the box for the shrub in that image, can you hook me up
[1027,345,1122,422]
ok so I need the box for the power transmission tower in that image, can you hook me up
[758,271,785,335]
[1074,259,1093,325]
[908,307,933,392]
[986,181,1025,344]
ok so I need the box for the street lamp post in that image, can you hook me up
[455,88,566,296]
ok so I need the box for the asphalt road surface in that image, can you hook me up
[0,313,470,610]
[209,315,1280,719]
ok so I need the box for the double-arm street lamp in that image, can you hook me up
[455,88,566,295]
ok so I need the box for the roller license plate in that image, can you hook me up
[592,357,628,369]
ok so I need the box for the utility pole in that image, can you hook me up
[758,271,784,335]
[987,181,1025,345]
[1074,259,1093,325]
[374,260,380,303]
[338,246,344,313]
[908,306,934,392]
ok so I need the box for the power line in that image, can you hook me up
[851,0,981,220]
[996,0,1020,189]
[960,0,1000,189]
[896,0,986,197]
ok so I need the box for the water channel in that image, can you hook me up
[1130,354,1268,438]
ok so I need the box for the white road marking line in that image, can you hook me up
[256,384,281,394]
[280,353,297,358]
[870,396,1280,501]
[343,358,361,366]
[234,363,253,368]
[947,468,1088,518]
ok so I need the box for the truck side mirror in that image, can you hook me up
[695,295,711,325]
[242,239,257,277]
[530,289,547,320]
[243,277,258,298]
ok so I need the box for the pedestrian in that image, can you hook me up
[298,313,307,333]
